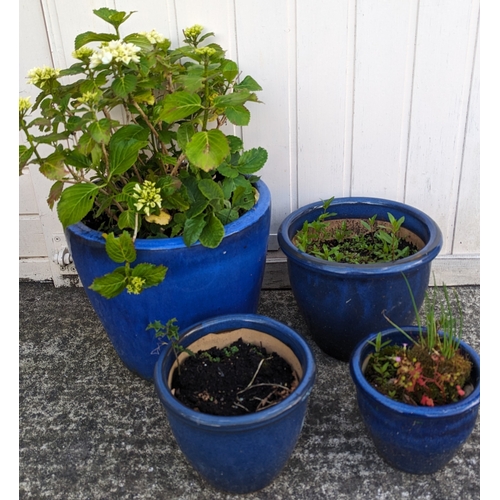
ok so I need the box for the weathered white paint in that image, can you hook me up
[19,0,480,285]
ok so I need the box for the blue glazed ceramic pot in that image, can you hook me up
[65,181,271,380]
[349,327,480,474]
[154,314,316,494]
[277,197,442,361]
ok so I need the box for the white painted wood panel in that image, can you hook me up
[18,0,480,285]
[296,0,351,205]
[351,0,418,200]
[19,218,48,258]
[235,0,297,243]
[405,0,480,256]
[454,26,480,255]
[19,171,39,215]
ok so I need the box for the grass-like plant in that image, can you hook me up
[364,275,473,406]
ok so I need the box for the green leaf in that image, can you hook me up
[232,185,256,210]
[74,31,118,50]
[217,207,239,225]
[89,267,127,299]
[377,232,393,245]
[88,118,112,144]
[199,213,225,248]
[122,34,152,51]
[186,198,209,219]
[185,130,230,172]
[92,8,135,31]
[131,263,167,288]
[176,123,195,152]
[212,91,253,107]
[104,231,136,263]
[19,145,33,172]
[32,132,71,144]
[117,210,137,230]
[222,60,239,82]
[109,125,149,175]
[237,147,268,174]
[217,162,240,179]
[234,75,263,91]
[226,135,243,153]
[183,214,207,247]
[111,74,137,98]
[225,105,250,126]
[178,65,205,92]
[156,91,202,124]
[198,179,224,202]
[47,181,64,209]
[39,150,67,181]
[57,183,99,227]
[65,150,91,170]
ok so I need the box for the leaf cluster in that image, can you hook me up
[19,8,268,298]
[366,276,473,407]
[294,197,417,264]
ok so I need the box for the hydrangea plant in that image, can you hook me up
[19,8,267,299]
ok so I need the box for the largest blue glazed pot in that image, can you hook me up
[65,180,271,380]
[154,314,316,494]
[277,197,442,361]
[349,327,480,474]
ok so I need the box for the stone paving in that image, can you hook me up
[19,282,480,499]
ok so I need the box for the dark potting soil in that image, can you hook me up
[171,339,296,416]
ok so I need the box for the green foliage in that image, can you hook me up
[366,276,472,407]
[19,8,267,299]
[294,197,417,264]
[147,318,193,373]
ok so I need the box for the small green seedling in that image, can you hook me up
[147,318,194,373]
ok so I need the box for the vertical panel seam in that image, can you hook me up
[344,0,357,197]
[401,0,420,204]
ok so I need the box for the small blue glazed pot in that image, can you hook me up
[65,181,271,380]
[154,314,316,494]
[277,197,442,361]
[349,327,480,474]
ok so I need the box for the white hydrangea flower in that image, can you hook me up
[89,40,141,69]
[132,180,162,216]
[72,47,94,60]
[139,29,166,44]
[27,66,60,86]
[19,96,32,113]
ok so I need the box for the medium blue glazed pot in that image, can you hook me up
[349,327,480,474]
[65,181,271,380]
[154,314,316,494]
[277,197,442,361]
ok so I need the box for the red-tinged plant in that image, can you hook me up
[364,276,473,407]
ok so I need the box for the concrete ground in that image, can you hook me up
[19,282,480,500]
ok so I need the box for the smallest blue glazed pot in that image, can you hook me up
[154,314,316,494]
[349,327,480,474]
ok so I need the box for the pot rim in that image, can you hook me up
[67,179,270,250]
[277,197,443,275]
[154,314,316,429]
[349,326,480,416]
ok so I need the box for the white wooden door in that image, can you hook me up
[19,0,480,285]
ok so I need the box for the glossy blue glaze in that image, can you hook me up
[154,314,316,494]
[349,327,480,474]
[65,181,271,380]
[277,197,442,361]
